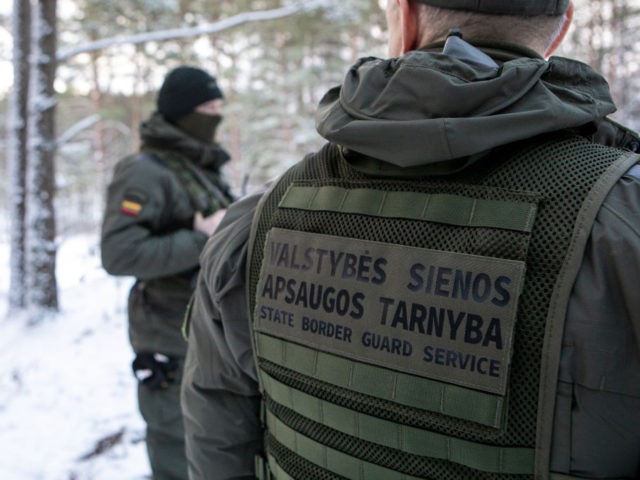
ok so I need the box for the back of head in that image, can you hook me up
[157,66,224,123]
[413,0,571,54]
[415,0,570,16]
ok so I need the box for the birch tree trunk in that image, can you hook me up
[8,0,31,312]
[26,0,58,316]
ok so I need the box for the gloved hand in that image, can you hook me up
[132,352,179,390]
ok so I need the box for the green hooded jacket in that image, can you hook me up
[101,113,234,356]
[181,41,640,479]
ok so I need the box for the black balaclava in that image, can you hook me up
[175,112,223,144]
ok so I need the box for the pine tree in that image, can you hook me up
[25,0,59,319]
[7,0,31,312]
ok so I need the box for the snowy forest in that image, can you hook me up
[0,0,639,478]
[1,0,639,323]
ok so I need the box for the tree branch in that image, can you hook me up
[57,3,319,62]
[56,113,100,146]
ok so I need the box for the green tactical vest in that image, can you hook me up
[247,132,637,480]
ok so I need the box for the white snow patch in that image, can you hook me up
[0,232,151,479]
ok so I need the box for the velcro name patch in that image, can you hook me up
[255,228,526,395]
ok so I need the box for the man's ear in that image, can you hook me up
[399,0,420,54]
[545,2,573,57]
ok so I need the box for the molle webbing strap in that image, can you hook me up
[260,367,534,474]
[256,333,505,428]
[265,455,296,480]
[181,157,232,210]
[279,186,537,232]
[548,475,597,480]
[255,453,275,480]
[141,151,230,215]
[266,410,425,480]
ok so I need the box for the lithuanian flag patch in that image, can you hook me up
[120,199,143,216]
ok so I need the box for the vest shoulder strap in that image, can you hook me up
[535,149,639,476]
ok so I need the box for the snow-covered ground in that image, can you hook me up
[0,232,152,479]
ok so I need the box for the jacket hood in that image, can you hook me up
[316,41,616,168]
[140,112,230,170]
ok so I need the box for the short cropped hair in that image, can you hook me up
[416,3,567,54]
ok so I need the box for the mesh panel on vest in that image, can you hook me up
[260,359,501,441]
[250,135,624,479]
[268,397,524,480]
[268,435,349,480]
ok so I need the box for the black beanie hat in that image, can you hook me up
[157,66,224,122]
[415,0,570,16]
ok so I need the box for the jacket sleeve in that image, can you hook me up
[101,156,208,279]
[558,163,640,476]
[181,191,265,480]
